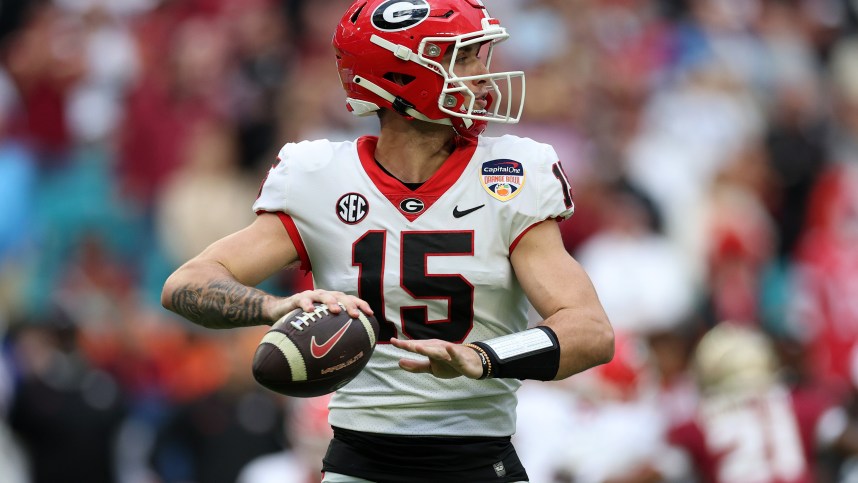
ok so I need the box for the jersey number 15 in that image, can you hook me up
[353,231,475,344]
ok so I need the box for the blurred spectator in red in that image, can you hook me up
[792,164,858,399]
[702,168,778,324]
[3,2,85,159]
[784,36,858,399]
[119,14,232,206]
[60,3,141,144]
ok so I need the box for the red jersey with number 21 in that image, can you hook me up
[668,385,836,483]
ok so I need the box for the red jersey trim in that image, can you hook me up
[510,220,547,254]
[256,210,311,273]
[356,135,477,222]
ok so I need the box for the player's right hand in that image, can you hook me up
[389,338,484,379]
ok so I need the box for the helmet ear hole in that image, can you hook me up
[383,72,416,86]
[350,3,367,24]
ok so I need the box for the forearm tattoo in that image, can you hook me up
[170,280,269,329]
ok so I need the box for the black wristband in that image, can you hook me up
[472,326,560,381]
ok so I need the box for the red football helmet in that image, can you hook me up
[332,0,525,138]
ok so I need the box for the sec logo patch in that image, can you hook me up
[337,193,369,224]
[481,159,525,202]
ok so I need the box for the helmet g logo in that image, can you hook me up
[371,0,431,31]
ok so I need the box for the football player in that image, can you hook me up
[161,1,614,481]
[667,322,858,483]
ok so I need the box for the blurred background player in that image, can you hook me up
[667,322,858,483]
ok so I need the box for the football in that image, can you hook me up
[252,303,379,398]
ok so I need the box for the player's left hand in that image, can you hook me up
[390,338,483,379]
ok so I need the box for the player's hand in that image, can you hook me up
[390,338,483,379]
[271,290,373,322]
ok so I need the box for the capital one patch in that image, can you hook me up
[480,159,525,202]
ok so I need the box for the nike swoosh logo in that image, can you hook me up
[453,204,485,218]
[310,321,353,359]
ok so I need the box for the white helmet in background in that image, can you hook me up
[693,322,779,396]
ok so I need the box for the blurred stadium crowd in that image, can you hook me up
[2,0,858,482]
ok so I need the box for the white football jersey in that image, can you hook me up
[253,135,574,436]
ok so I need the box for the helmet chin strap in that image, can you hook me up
[350,75,457,128]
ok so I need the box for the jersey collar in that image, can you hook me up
[356,135,477,222]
